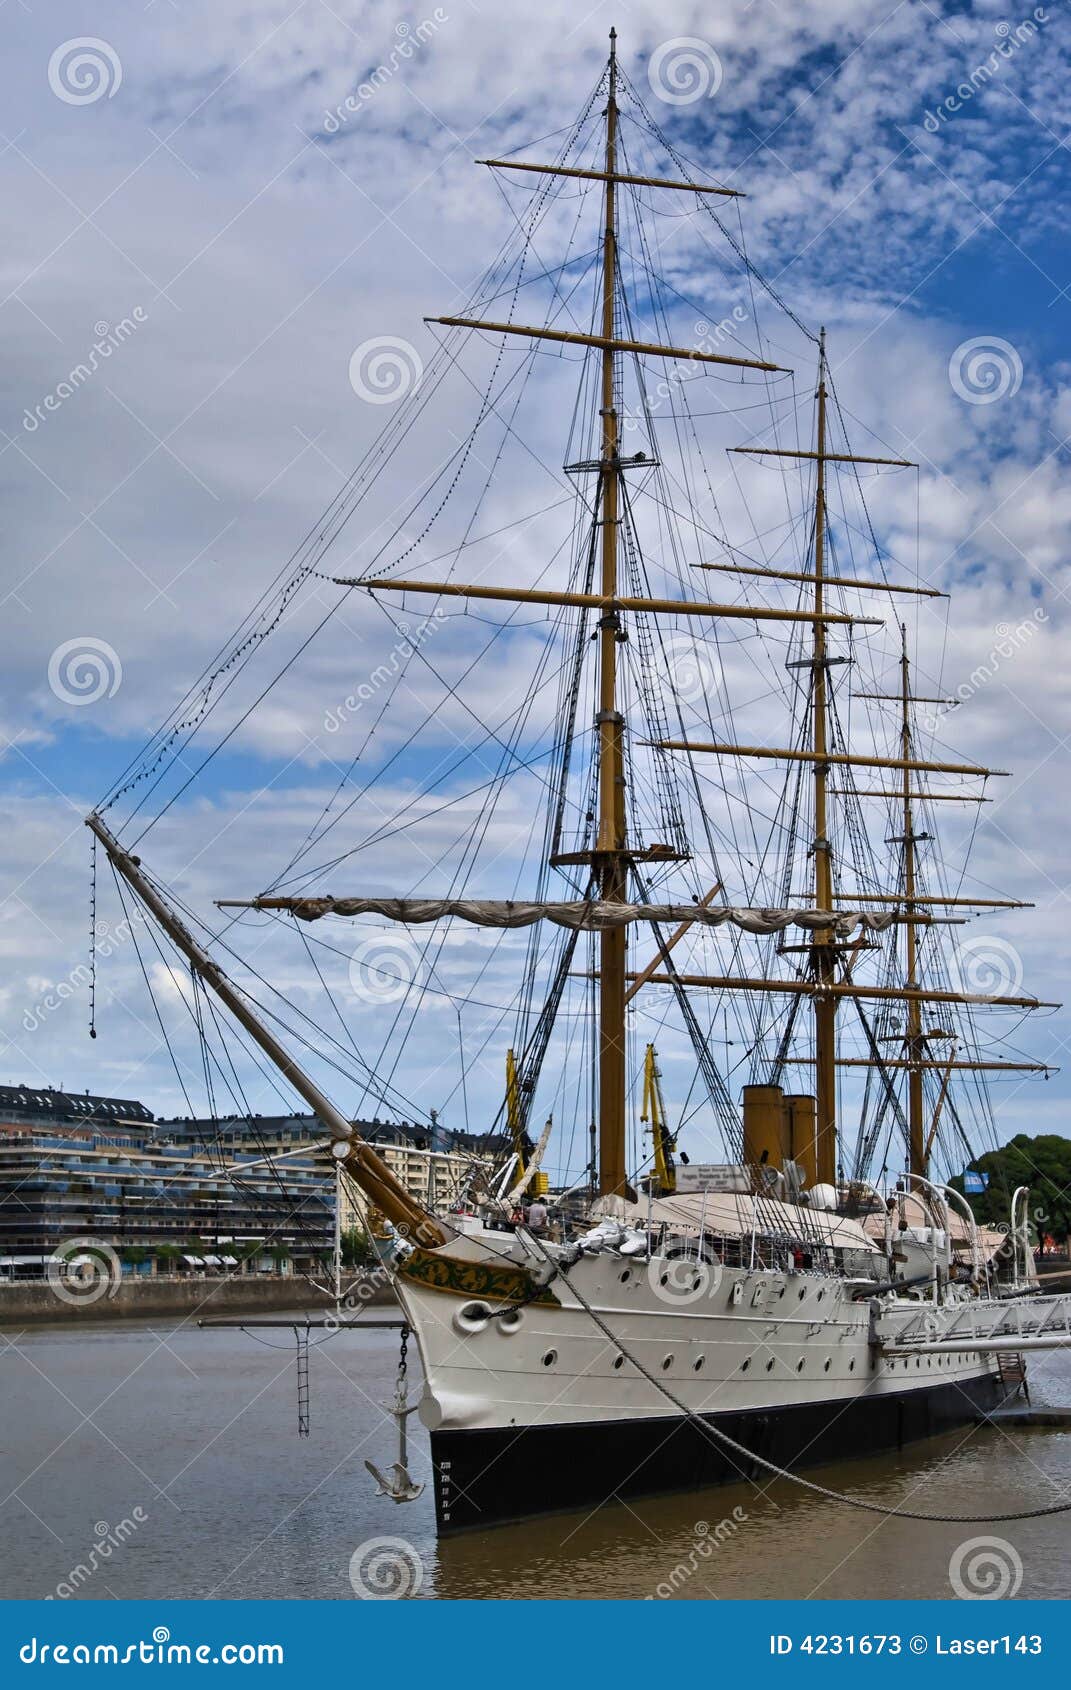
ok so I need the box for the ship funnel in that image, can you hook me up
[742,1084,787,1184]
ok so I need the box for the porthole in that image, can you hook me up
[542,1349,557,1368]
[766,1358,775,1372]
[661,1354,674,1371]
[823,1358,831,1372]
[796,1358,805,1373]
[740,1357,751,1372]
[659,1272,669,1287]
[816,1289,824,1302]
[619,1268,631,1284]
[849,1359,856,1372]
[613,1355,624,1370]
[693,1356,705,1373]
[778,1286,786,1299]
[798,1288,806,1300]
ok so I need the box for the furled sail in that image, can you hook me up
[218,896,900,936]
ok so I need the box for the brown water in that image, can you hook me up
[2,1311,1070,1601]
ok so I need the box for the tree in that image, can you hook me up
[951,1134,1071,1250]
[340,1224,375,1268]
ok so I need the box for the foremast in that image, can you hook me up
[809,331,838,1184]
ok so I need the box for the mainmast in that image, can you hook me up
[595,29,629,1197]
[809,330,838,1185]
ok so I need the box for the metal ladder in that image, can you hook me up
[296,1327,310,1436]
[996,1350,1030,1403]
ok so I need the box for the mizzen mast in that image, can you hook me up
[898,624,927,1175]
[889,627,961,1174]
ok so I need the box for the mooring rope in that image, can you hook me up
[519,1239,1071,1524]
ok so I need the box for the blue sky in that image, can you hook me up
[3,1,1071,1180]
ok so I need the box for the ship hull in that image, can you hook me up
[392,1238,1016,1534]
[429,1371,1004,1533]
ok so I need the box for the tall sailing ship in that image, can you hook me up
[90,35,1071,1533]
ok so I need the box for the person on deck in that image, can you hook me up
[527,1195,549,1234]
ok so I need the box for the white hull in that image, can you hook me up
[401,1240,1001,1436]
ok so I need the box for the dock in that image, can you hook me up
[982,1406,1071,1427]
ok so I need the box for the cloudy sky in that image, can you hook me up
[3,0,1070,1180]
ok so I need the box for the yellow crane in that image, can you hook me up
[506,1048,549,1196]
[640,1043,677,1195]
[506,1047,525,1180]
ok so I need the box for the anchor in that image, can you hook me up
[365,1321,425,1503]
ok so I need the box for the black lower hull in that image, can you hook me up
[430,1373,1005,1532]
